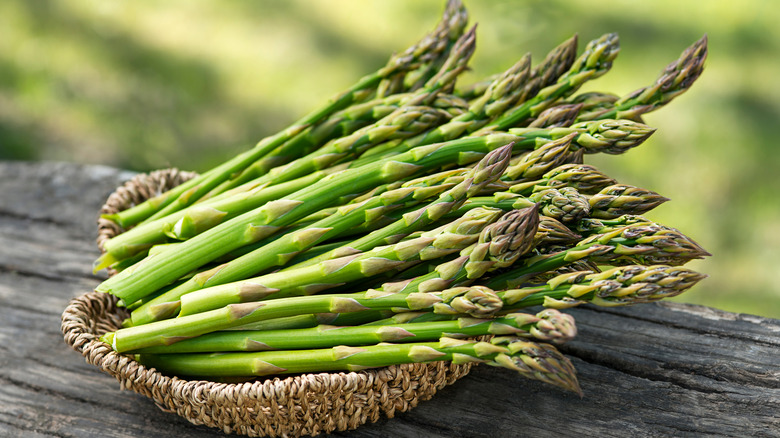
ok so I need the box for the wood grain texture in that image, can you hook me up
[1,161,778,438]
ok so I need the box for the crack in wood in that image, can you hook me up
[0,264,100,285]
[0,208,74,229]
[573,305,780,348]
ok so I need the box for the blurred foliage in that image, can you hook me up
[1,0,778,318]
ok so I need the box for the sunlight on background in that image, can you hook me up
[1,0,778,317]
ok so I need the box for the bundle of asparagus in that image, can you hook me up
[95,0,709,396]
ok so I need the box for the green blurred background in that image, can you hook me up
[2,0,778,318]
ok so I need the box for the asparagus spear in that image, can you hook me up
[210,26,477,198]
[509,119,655,156]
[482,220,710,290]
[212,93,470,195]
[284,144,513,270]
[94,169,336,270]
[526,103,583,129]
[102,0,470,229]
[565,92,620,120]
[456,34,578,106]
[498,264,707,310]
[481,33,620,132]
[353,53,533,163]
[507,163,618,196]
[353,34,581,164]
[105,282,505,352]
[587,184,669,219]
[101,115,646,270]
[500,133,577,182]
[576,35,708,122]
[175,207,505,316]
[103,208,539,351]
[128,147,511,325]
[135,336,582,394]
[95,131,529,305]
[377,206,540,296]
[131,308,576,354]
[375,0,470,96]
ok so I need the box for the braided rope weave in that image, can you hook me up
[62,168,475,437]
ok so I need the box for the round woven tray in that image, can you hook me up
[61,168,475,437]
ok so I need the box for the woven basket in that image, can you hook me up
[61,168,476,437]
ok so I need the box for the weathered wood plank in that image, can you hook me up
[1,161,778,438]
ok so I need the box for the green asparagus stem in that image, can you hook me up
[565,92,620,120]
[135,336,582,394]
[210,27,477,198]
[175,207,504,316]
[213,93,469,195]
[104,208,539,351]
[355,35,579,163]
[285,144,513,270]
[509,119,655,155]
[526,103,583,129]
[482,33,620,132]
[102,0,470,229]
[518,35,580,105]
[535,216,582,245]
[500,133,577,182]
[456,34,578,102]
[379,206,540,296]
[587,184,669,219]
[129,147,511,325]
[375,0,470,96]
[482,220,710,290]
[94,170,333,271]
[497,264,707,310]
[106,282,506,352]
[96,132,529,305]
[529,187,591,224]
[353,53,533,164]
[576,35,708,122]
[507,163,618,196]
[131,308,576,354]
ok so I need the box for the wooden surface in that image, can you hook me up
[1,160,779,438]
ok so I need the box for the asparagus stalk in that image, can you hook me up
[96,131,528,305]
[576,35,708,122]
[509,119,655,156]
[500,133,577,182]
[102,0,470,229]
[482,220,710,290]
[105,282,505,352]
[378,206,540,296]
[497,264,707,310]
[135,336,582,394]
[526,103,583,129]
[587,184,669,219]
[375,0,470,96]
[131,308,576,354]
[451,180,666,228]
[94,169,335,270]
[175,207,505,317]
[353,34,581,164]
[353,53,533,164]
[103,208,539,351]
[212,93,470,195]
[101,115,643,270]
[129,147,511,325]
[455,34,578,108]
[210,27,477,199]
[284,144,512,270]
[481,33,620,132]
[507,163,618,196]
